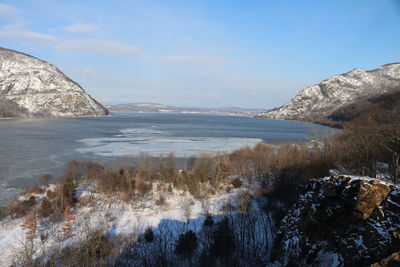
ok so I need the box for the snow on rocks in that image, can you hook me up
[272,175,400,266]
[0,47,109,117]
[258,63,400,120]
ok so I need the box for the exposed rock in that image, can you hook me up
[0,47,109,118]
[272,176,400,266]
[372,251,400,267]
[354,179,393,220]
[259,63,400,121]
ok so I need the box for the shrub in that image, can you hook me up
[21,214,37,242]
[175,230,198,257]
[155,195,166,206]
[237,191,253,213]
[231,177,243,188]
[62,176,77,205]
[159,153,178,182]
[136,153,159,181]
[230,147,257,179]
[0,205,7,220]
[180,197,193,223]
[203,214,214,227]
[82,161,105,181]
[144,227,154,242]
[96,163,133,194]
[62,161,85,183]
[37,197,52,218]
[211,217,235,260]
[42,184,72,220]
[20,186,45,196]
[63,205,75,238]
[79,229,113,260]
[7,196,36,218]
[135,177,153,196]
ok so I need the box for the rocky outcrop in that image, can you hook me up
[0,47,109,117]
[259,63,400,121]
[272,176,400,266]
[372,251,400,267]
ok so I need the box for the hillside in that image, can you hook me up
[258,63,400,123]
[316,88,400,127]
[0,47,109,118]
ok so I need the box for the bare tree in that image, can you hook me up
[181,197,193,224]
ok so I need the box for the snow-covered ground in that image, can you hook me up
[0,179,274,266]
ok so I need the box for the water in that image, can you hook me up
[0,113,330,203]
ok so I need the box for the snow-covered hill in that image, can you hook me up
[259,63,400,120]
[0,47,109,118]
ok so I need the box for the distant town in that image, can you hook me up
[106,103,269,117]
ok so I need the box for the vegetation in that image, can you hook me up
[175,230,198,257]
[0,93,49,118]
[312,88,400,128]
[0,94,29,118]
[2,96,399,266]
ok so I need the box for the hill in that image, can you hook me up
[258,63,400,125]
[0,47,109,118]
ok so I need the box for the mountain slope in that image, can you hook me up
[0,47,109,118]
[258,63,400,121]
[319,88,400,127]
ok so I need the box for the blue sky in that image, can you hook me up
[1,0,400,108]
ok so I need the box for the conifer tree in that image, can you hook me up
[211,216,235,260]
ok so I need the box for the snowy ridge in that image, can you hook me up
[0,47,109,117]
[259,63,400,120]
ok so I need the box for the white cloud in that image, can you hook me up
[63,23,99,34]
[0,4,20,19]
[82,67,96,76]
[0,22,232,66]
[55,39,145,58]
[0,27,58,45]
[0,25,144,58]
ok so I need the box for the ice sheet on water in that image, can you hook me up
[76,128,262,157]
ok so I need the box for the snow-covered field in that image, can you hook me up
[0,179,274,266]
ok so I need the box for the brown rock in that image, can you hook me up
[371,251,400,267]
[353,180,394,220]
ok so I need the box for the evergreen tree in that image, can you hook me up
[203,214,214,227]
[175,230,198,258]
[144,227,154,242]
[211,216,235,260]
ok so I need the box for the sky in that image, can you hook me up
[0,0,400,108]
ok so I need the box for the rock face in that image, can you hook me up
[0,47,109,117]
[272,176,400,266]
[259,63,400,121]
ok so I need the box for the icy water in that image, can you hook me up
[0,113,330,203]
